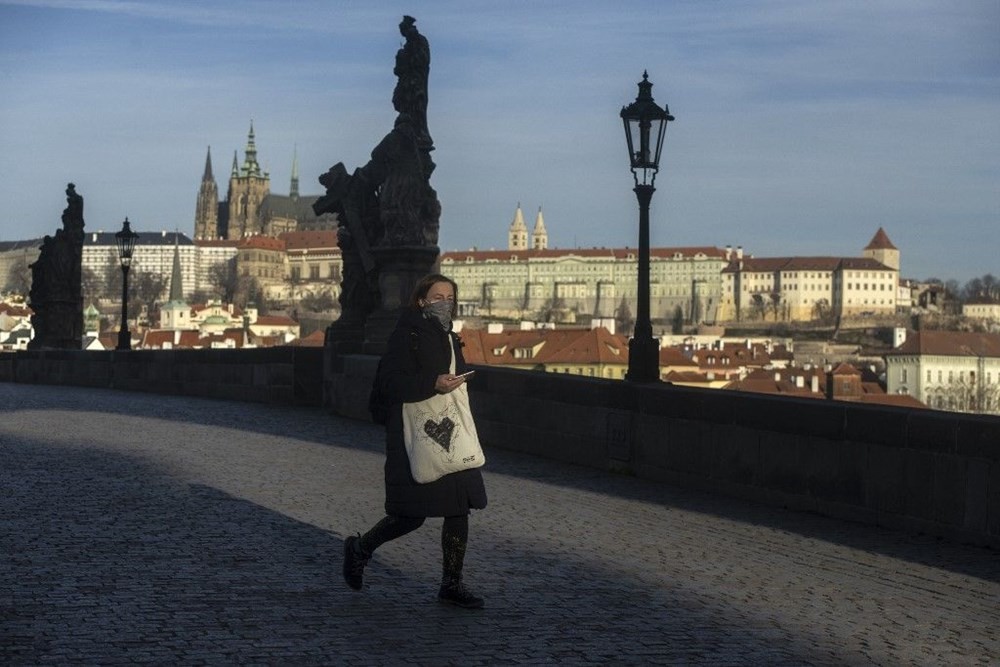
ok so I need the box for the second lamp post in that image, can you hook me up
[115,217,139,351]
[621,71,674,383]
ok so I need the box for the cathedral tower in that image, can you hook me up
[532,206,548,250]
[194,147,219,240]
[226,121,270,239]
[508,203,528,251]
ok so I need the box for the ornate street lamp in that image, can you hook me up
[115,217,139,350]
[621,71,674,382]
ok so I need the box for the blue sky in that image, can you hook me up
[1,0,997,283]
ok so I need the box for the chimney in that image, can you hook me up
[796,375,804,389]
[174,330,181,345]
[811,375,819,393]
[736,246,744,260]
[774,372,781,383]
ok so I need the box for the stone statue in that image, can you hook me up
[313,162,380,334]
[28,183,86,349]
[315,16,442,354]
[393,15,432,152]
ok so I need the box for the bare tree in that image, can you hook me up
[614,297,634,336]
[769,290,783,321]
[300,289,337,313]
[671,305,684,334]
[130,270,169,317]
[4,256,32,295]
[812,298,832,324]
[207,257,239,303]
[539,296,567,323]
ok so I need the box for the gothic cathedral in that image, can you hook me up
[194,122,335,240]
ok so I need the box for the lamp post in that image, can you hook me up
[621,71,674,383]
[115,217,139,350]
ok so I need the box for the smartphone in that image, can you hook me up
[455,370,476,380]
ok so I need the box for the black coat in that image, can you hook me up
[377,309,487,518]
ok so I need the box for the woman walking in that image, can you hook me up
[343,274,487,608]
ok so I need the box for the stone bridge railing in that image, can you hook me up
[4,349,998,549]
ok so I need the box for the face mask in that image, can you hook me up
[422,300,453,329]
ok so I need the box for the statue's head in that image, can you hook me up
[313,163,351,215]
[400,15,416,35]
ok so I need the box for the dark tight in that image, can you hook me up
[358,514,469,584]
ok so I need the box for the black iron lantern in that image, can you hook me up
[620,71,674,186]
[115,217,139,268]
[621,72,674,383]
[115,217,139,350]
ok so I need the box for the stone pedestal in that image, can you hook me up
[363,245,439,355]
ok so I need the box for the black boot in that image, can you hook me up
[438,579,484,609]
[438,516,482,608]
[342,535,370,591]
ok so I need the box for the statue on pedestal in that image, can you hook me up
[28,183,86,350]
[314,16,441,354]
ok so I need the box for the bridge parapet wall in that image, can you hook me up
[1,348,323,406]
[3,350,997,547]
[456,365,999,548]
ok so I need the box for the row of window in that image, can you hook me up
[916,369,996,384]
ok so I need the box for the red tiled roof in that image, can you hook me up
[279,230,339,251]
[659,346,697,367]
[288,330,325,347]
[663,370,717,384]
[0,303,32,317]
[889,331,1000,357]
[237,236,286,251]
[441,246,728,263]
[723,256,892,274]
[864,227,897,250]
[254,315,298,326]
[460,326,629,366]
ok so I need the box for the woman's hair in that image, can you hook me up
[409,273,458,317]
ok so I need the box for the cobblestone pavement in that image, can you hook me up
[1,383,998,666]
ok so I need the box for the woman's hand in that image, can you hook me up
[434,373,466,394]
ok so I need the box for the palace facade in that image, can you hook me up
[441,205,730,324]
[717,228,901,322]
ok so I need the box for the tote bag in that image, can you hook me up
[401,346,485,484]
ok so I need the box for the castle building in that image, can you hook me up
[718,228,901,322]
[194,124,336,241]
[443,205,728,324]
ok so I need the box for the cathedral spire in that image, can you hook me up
[290,145,299,199]
[169,232,185,303]
[231,150,239,177]
[202,146,214,182]
[242,120,261,177]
